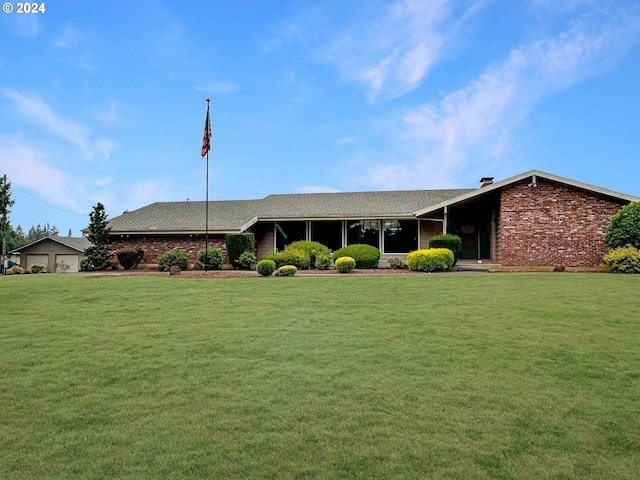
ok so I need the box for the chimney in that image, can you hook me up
[480,177,494,188]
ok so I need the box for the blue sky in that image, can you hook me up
[1,0,639,236]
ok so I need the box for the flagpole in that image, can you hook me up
[204,98,211,271]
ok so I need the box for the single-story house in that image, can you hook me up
[104,170,638,270]
[11,236,92,273]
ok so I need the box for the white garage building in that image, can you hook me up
[11,236,92,273]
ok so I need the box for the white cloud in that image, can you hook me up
[96,100,121,123]
[360,9,640,189]
[95,139,118,160]
[295,186,342,194]
[52,24,82,48]
[0,139,80,211]
[1,89,92,153]
[195,82,238,94]
[337,136,358,145]
[321,0,451,101]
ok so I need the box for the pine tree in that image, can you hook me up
[83,202,112,271]
[1,175,15,271]
[68,228,73,237]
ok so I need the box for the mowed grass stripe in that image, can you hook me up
[1,274,639,479]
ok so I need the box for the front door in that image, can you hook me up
[458,215,491,260]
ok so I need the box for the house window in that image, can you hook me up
[347,220,380,248]
[275,221,306,251]
[311,220,342,251]
[383,220,418,253]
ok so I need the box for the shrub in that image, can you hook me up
[55,260,71,274]
[256,259,276,276]
[314,250,333,270]
[31,263,46,273]
[117,250,145,270]
[5,267,14,275]
[286,241,330,267]
[198,247,223,270]
[158,249,189,271]
[407,248,455,272]
[80,258,89,271]
[10,265,24,274]
[335,256,355,273]
[225,233,255,269]
[238,251,257,270]
[606,202,640,250]
[277,265,297,277]
[428,234,462,265]
[388,257,408,269]
[601,245,640,273]
[333,244,380,268]
[262,250,310,270]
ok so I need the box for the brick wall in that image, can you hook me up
[107,235,227,267]
[499,179,625,267]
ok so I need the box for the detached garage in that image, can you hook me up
[12,236,92,273]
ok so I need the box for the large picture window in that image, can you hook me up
[347,220,380,248]
[311,220,342,252]
[275,221,306,251]
[383,220,418,253]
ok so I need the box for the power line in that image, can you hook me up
[11,181,88,217]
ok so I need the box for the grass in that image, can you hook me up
[1,273,639,479]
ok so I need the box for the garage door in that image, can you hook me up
[56,254,80,273]
[27,254,49,270]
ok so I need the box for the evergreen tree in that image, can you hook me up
[68,228,73,237]
[1,175,15,271]
[83,202,112,271]
[6,224,29,252]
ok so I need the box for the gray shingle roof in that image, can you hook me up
[106,189,474,234]
[11,236,91,253]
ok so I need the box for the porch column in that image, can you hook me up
[443,206,448,234]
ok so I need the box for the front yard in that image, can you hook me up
[1,273,638,479]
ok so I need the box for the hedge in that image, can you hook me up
[262,250,310,270]
[225,233,255,269]
[333,244,380,268]
[286,241,330,267]
[407,248,455,272]
[428,234,462,265]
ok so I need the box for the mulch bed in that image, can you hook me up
[97,268,422,278]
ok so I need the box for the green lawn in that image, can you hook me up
[1,273,639,479]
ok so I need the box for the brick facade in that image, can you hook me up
[107,235,227,267]
[499,179,625,267]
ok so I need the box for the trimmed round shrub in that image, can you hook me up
[225,233,255,269]
[601,245,640,273]
[333,244,380,268]
[277,265,297,277]
[198,247,223,270]
[428,234,462,265]
[407,248,455,272]
[31,263,46,273]
[335,256,355,273]
[286,241,330,267]
[314,250,333,270]
[117,250,145,270]
[158,248,189,271]
[262,250,310,270]
[238,251,257,270]
[256,259,276,276]
[606,202,640,250]
[10,265,24,274]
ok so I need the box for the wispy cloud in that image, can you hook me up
[360,8,640,188]
[321,0,451,101]
[337,136,358,145]
[2,89,92,152]
[2,89,117,160]
[295,185,342,194]
[261,22,306,53]
[195,82,238,94]
[10,14,41,38]
[96,100,121,123]
[52,24,82,48]
[0,139,81,211]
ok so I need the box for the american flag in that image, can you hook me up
[201,103,211,157]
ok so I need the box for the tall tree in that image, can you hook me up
[83,202,112,271]
[68,228,73,237]
[1,175,15,272]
